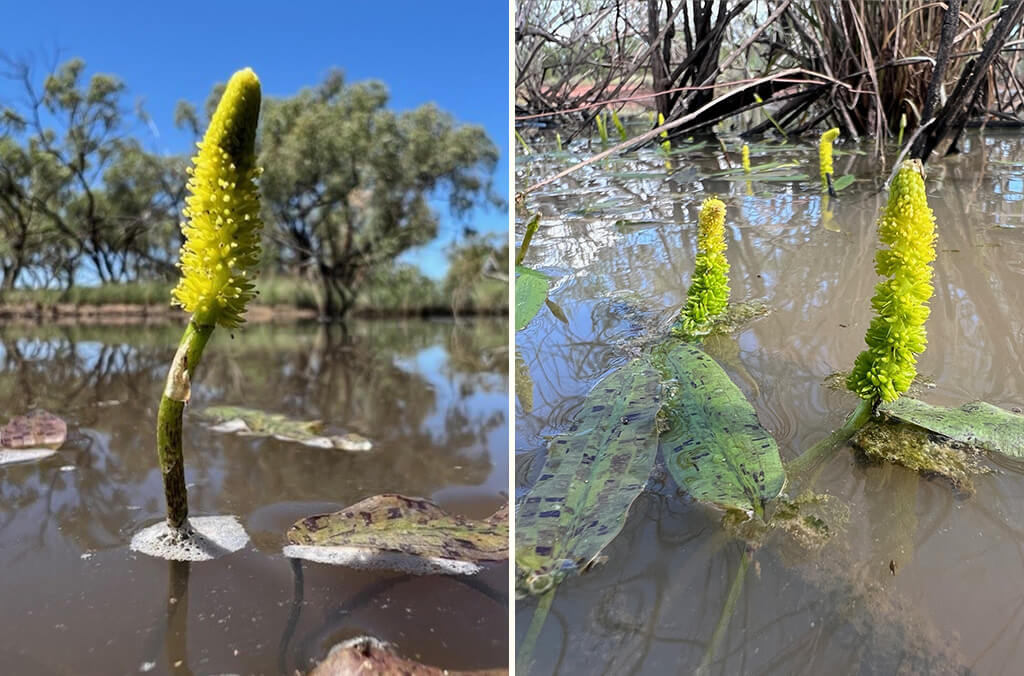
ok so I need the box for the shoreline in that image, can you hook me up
[0,302,508,325]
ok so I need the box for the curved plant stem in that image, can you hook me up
[786,398,872,477]
[156,319,214,528]
[696,547,751,676]
[517,588,556,673]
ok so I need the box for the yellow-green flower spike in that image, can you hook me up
[678,197,730,336]
[847,159,936,403]
[741,144,751,174]
[819,127,840,189]
[172,68,263,329]
[658,113,671,154]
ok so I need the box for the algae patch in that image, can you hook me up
[851,421,987,494]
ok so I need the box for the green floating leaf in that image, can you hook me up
[515,266,549,331]
[516,360,662,596]
[285,494,508,575]
[832,174,856,191]
[879,398,1024,458]
[201,405,371,451]
[657,344,785,517]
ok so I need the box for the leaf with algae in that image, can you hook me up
[851,421,984,494]
[516,360,662,596]
[285,494,508,575]
[878,398,1024,459]
[656,343,785,518]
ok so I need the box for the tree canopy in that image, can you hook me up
[0,59,502,318]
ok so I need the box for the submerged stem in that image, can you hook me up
[517,588,556,673]
[156,319,214,528]
[786,398,873,477]
[696,547,752,676]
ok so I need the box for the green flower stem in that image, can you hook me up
[786,398,872,477]
[156,319,214,528]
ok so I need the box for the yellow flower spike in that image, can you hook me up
[819,127,840,190]
[172,67,263,329]
[677,198,731,337]
[847,159,936,404]
[148,68,263,535]
[741,144,751,174]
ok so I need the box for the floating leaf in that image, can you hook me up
[0,410,66,449]
[284,494,508,575]
[657,344,785,517]
[879,398,1024,458]
[515,266,549,331]
[200,405,371,451]
[516,360,662,596]
[309,637,507,676]
[832,174,856,191]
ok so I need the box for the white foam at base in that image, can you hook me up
[131,515,249,561]
[282,545,481,575]
[0,448,57,466]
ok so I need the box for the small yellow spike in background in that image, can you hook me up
[819,127,840,191]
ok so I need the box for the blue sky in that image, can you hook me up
[0,1,509,279]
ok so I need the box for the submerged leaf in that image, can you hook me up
[285,494,508,575]
[657,344,785,517]
[515,266,549,331]
[516,360,662,596]
[879,398,1024,458]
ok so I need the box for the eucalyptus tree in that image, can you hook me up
[254,70,502,318]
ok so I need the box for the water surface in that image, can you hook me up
[516,131,1024,675]
[0,318,508,674]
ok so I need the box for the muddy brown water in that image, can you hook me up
[0,318,508,675]
[516,131,1024,675]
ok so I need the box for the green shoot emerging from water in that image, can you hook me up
[611,110,627,141]
[678,198,730,337]
[596,112,608,144]
[158,68,263,528]
[847,159,936,404]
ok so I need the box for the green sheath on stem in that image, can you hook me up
[157,321,214,527]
